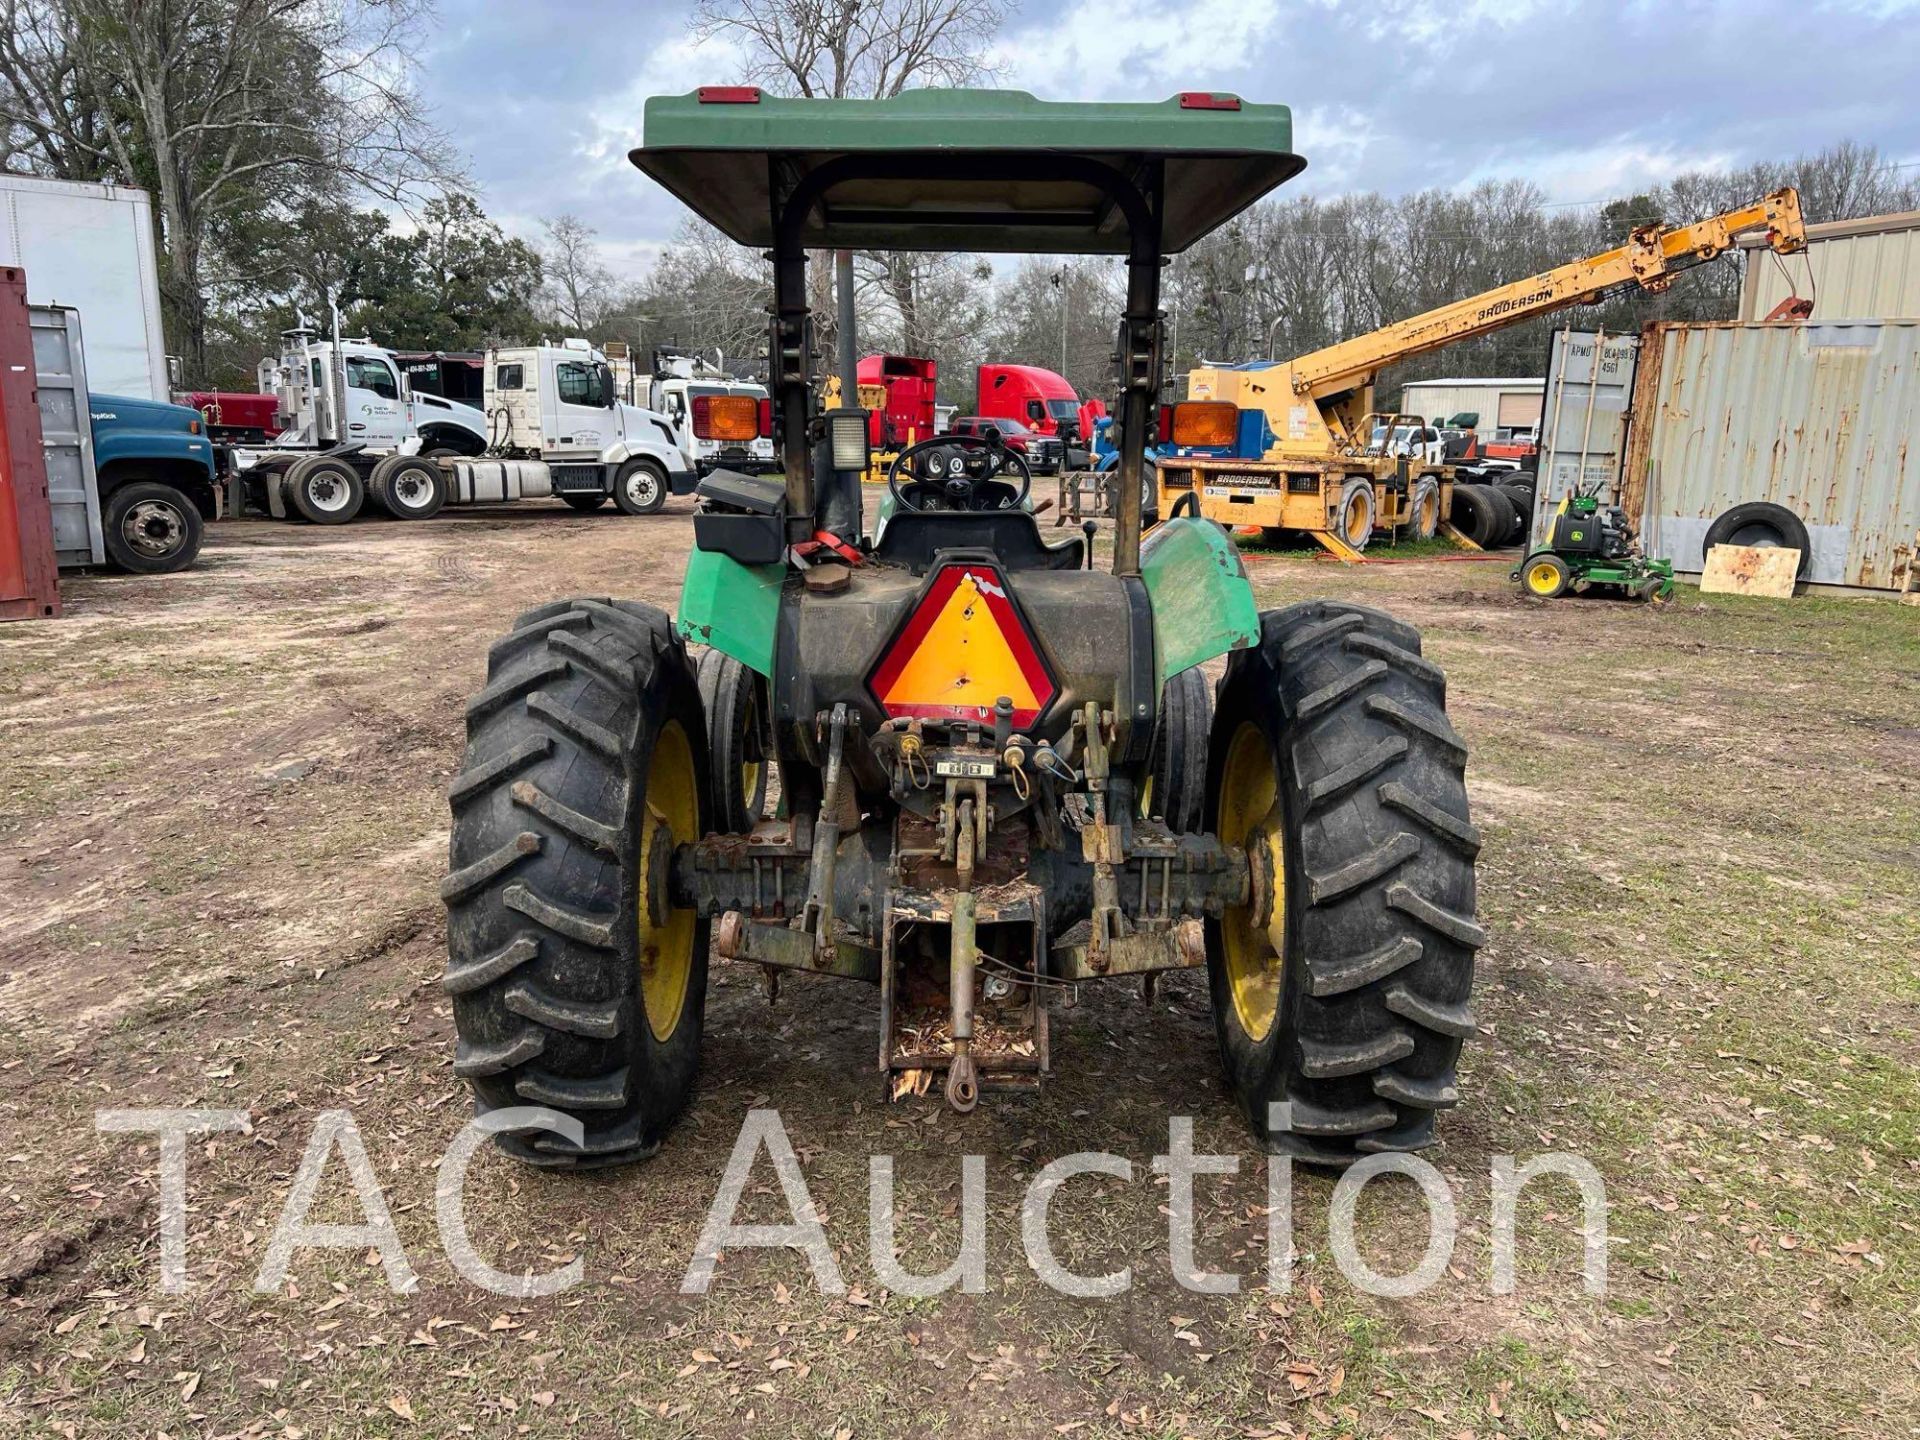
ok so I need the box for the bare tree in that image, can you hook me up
[694,0,1009,100]
[539,214,615,332]
[691,0,1011,367]
[0,0,458,379]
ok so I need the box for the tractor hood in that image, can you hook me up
[631,88,1302,254]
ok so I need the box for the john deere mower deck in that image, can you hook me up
[442,87,1484,1168]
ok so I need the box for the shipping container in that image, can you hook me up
[0,174,169,401]
[1397,376,1543,433]
[1,268,59,620]
[1739,209,1920,322]
[1531,330,1640,548]
[1621,320,1920,593]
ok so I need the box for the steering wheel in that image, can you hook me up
[887,431,1032,514]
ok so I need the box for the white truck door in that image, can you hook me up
[343,354,408,448]
[545,355,612,458]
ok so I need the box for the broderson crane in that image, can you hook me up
[1159,191,1808,560]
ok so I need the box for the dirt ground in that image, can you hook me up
[1,500,1915,1439]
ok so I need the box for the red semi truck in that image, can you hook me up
[974,362,1105,470]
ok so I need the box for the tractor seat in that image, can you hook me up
[871,509,1085,575]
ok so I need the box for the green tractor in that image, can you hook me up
[441,88,1483,1168]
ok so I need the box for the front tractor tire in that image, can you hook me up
[1205,601,1484,1166]
[442,596,711,1166]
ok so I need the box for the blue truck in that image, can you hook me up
[35,306,219,575]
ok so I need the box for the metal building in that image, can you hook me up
[1739,210,1920,321]
[1397,376,1544,432]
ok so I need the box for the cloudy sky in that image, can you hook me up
[416,0,1920,270]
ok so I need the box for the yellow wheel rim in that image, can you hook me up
[1344,495,1370,545]
[638,719,699,1042]
[1218,721,1287,1042]
[1526,560,1561,596]
[739,685,764,820]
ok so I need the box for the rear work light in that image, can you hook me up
[693,393,760,441]
[1170,401,1239,448]
[827,409,871,470]
[868,563,1057,728]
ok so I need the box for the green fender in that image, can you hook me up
[1138,517,1260,687]
[676,547,785,676]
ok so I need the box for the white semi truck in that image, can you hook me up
[233,333,692,523]
[646,347,775,476]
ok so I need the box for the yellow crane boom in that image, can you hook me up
[1191,189,1807,457]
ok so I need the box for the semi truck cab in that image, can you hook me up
[31,303,218,575]
[83,394,220,574]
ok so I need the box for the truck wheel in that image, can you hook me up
[1703,501,1810,579]
[697,647,772,832]
[562,494,608,513]
[285,455,364,525]
[102,481,203,575]
[612,459,668,516]
[443,596,711,1166]
[369,454,445,520]
[1410,478,1441,540]
[1147,664,1212,832]
[1204,601,1483,1165]
[1335,478,1374,551]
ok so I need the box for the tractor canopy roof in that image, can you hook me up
[630,88,1301,254]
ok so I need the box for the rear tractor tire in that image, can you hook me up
[1204,600,1484,1166]
[562,494,608,513]
[442,596,712,1166]
[696,647,773,831]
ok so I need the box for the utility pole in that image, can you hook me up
[836,250,857,402]
[1051,265,1068,376]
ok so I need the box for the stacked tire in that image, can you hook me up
[1449,473,1533,548]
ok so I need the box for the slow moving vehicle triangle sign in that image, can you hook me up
[869,564,1057,727]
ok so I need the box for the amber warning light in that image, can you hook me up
[868,564,1057,728]
[692,393,760,441]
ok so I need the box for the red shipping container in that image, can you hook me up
[0,266,59,621]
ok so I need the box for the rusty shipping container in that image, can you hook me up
[1622,320,1920,594]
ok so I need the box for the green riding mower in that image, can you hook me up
[441,88,1484,1168]
[1515,490,1674,601]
